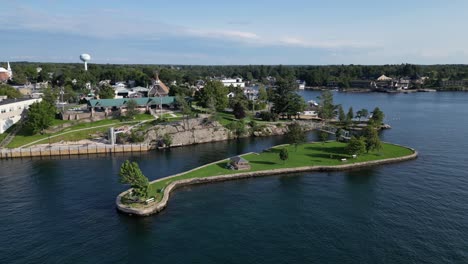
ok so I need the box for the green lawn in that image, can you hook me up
[145,141,414,201]
[7,114,154,148]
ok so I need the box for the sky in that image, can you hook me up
[2,0,468,65]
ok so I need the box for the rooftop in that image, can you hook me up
[88,96,175,108]
[0,97,39,106]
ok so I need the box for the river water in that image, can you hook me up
[0,91,467,263]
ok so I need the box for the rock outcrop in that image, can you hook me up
[144,118,321,147]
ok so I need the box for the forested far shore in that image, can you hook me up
[3,62,468,90]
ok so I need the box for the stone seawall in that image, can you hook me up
[116,146,418,217]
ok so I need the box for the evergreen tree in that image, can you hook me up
[362,126,382,152]
[233,101,246,119]
[347,107,354,121]
[338,105,346,123]
[286,122,306,150]
[118,160,149,199]
[279,148,289,164]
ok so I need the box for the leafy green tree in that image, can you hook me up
[317,90,337,122]
[197,80,228,111]
[279,148,289,164]
[0,84,22,99]
[233,101,246,119]
[362,126,382,152]
[370,107,385,126]
[319,131,329,144]
[162,133,173,148]
[345,136,366,155]
[125,99,139,119]
[226,120,246,137]
[271,78,304,119]
[42,86,58,105]
[118,160,149,199]
[347,107,354,121]
[286,122,306,150]
[258,85,268,102]
[338,105,346,123]
[24,101,56,134]
[98,84,115,99]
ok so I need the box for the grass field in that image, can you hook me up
[144,141,414,201]
[6,114,154,148]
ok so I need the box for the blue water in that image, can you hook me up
[0,91,467,263]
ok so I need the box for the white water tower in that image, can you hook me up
[80,53,91,71]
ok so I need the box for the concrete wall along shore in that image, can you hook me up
[0,144,152,159]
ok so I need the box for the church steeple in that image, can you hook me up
[6,62,12,79]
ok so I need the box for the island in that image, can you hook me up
[116,141,418,216]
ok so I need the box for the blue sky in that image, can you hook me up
[2,0,468,65]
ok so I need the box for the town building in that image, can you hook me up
[148,73,170,97]
[0,97,42,134]
[0,62,13,83]
[221,78,245,88]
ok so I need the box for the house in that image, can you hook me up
[229,156,251,170]
[221,78,245,88]
[0,97,42,134]
[148,73,170,97]
[377,75,393,81]
[296,80,306,89]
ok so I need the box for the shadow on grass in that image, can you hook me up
[306,153,349,160]
[250,160,277,165]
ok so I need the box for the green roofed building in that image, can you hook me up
[88,97,175,108]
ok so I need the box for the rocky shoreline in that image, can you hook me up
[116,145,418,217]
[143,118,321,147]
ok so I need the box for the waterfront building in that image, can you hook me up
[0,97,42,134]
[296,80,306,89]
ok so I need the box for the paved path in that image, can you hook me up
[20,120,151,148]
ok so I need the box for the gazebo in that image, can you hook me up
[229,156,251,170]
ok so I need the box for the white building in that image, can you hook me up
[0,97,42,134]
[296,80,306,89]
[221,78,245,88]
[0,62,13,82]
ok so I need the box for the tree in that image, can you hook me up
[233,101,246,119]
[319,131,329,144]
[286,122,306,150]
[271,78,304,119]
[125,99,139,119]
[347,107,354,121]
[356,108,369,121]
[370,107,384,126]
[279,148,289,164]
[0,84,22,99]
[162,133,173,148]
[338,105,346,123]
[118,160,149,199]
[98,84,115,99]
[176,95,192,129]
[345,136,366,155]
[24,101,56,134]
[362,126,382,153]
[317,90,337,122]
[197,80,228,111]
[258,85,268,102]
